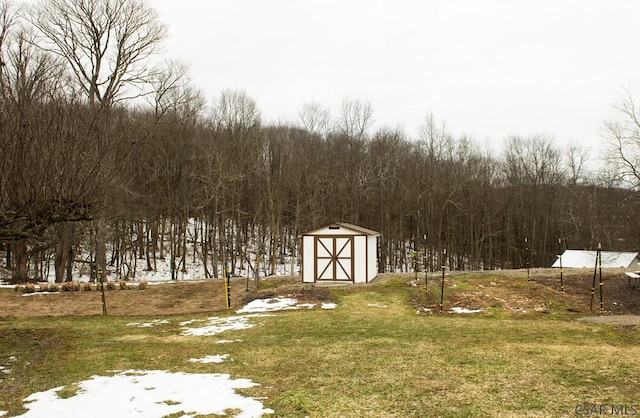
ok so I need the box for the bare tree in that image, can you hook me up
[1,29,64,107]
[211,89,261,137]
[502,135,564,186]
[29,0,167,107]
[148,59,204,122]
[602,90,640,189]
[418,113,453,159]
[298,100,331,137]
[0,0,19,66]
[337,97,373,140]
[565,142,590,185]
[19,0,167,289]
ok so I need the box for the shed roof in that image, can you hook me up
[302,222,380,236]
[552,250,640,268]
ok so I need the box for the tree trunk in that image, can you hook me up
[54,223,69,283]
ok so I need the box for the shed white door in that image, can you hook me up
[315,236,354,281]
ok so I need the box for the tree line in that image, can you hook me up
[1,0,640,283]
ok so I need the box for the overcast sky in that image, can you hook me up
[151,0,640,153]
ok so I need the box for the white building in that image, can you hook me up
[301,222,379,284]
[552,250,640,269]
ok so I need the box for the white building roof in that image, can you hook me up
[552,250,640,268]
[301,222,380,236]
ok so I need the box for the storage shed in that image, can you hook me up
[301,222,379,284]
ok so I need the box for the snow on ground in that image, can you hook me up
[236,297,334,313]
[236,297,303,313]
[178,319,203,326]
[189,354,229,364]
[367,303,388,308]
[11,370,273,418]
[181,314,269,337]
[0,243,299,285]
[450,307,484,314]
[126,319,170,328]
[0,296,334,417]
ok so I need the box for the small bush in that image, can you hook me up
[14,285,25,294]
[106,281,116,291]
[82,282,94,291]
[138,281,148,290]
[38,283,60,292]
[24,283,36,293]
[61,282,81,292]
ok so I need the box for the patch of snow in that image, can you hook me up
[181,314,268,337]
[367,303,387,308]
[126,319,170,328]
[178,319,202,326]
[450,307,483,314]
[216,339,242,344]
[236,298,335,313]
[13,370,273,418]
[189,354,229,364]
[21,292,59,297]
[236,298,300,313]
[0,410,6,416]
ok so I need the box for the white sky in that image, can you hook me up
[151,0,640,152]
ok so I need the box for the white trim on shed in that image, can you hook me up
[301,222,379,284]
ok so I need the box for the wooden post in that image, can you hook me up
[524,238,530,281]
[224,265,231,309]
[558,239,564,294]
[98,268,108,316]
[440,248,446,313]
[590,244,600,312]
[598,247,604,315]
[424,252,428,291]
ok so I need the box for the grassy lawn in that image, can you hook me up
[1,274,640,417]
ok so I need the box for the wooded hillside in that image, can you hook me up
[2,0,639,282]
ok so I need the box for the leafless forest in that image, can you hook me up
[2,0,640,283]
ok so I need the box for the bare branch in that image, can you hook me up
[29,0,167,107]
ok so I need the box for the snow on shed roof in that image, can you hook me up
[552,250,640,268]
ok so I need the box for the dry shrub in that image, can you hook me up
[106,281,116,291]
[36,283,50,292]
[14,285,25,294]
[46,283,60,292]
[24,283,36,293]
[82,282,94,291]
[138,281,148,290]
[61,282,81,292]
